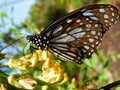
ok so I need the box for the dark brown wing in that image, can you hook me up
[41,4,119,64]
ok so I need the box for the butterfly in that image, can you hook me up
[26,4,119,64]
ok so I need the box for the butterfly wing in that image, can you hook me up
[50,22,104,64]
[40,4,119,64]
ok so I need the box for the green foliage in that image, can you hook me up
[0,71,19,90]
[28,0,67,30]
[116,87,120,90]
[27,0,103,31]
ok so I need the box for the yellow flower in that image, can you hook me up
[8,50,67,85]
[18,78,37,89]
[0,83,7,90]
[7,50,45,72]
[8,74,37,89]
[8,75,23,88]
[37,51,65,84]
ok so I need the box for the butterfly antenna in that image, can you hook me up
[99,80,120,90]
[0,36,25,52]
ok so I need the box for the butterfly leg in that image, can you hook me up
[29,45,38,56]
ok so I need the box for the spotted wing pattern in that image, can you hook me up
[26,4,119,64]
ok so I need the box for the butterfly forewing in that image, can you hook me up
[81,5,119,29]
[26,4,119,64]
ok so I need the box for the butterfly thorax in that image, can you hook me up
[26,34,49,50]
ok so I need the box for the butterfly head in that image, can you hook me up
[26,34,49,50]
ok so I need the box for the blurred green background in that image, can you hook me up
[0,0,120,89]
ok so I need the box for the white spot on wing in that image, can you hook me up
[72,32,86,38]
[110,7,114,11]
[95,24,98,27]
[35,38,37,41]
[55,44,68,47]
[56,46,68,51]
[89,38,94,42]
[66,27,71,31]
[104,20,108,23]
[66,18,72,23]
[61,53,74,60]
[104,14,109,19]
[76,19,81,23]
[53,25,63,34]
[86,18,89,20]
[91,45,94,47]
[38,39,41,42]
[69,28,83,34]
[108,5,111,7]
[67,52,77,57]
[96,41,99,44]
[82,48,87,52]
[81,8,87,12]
[99,8,105,12]
[86,29,90,31]
[112,13,115,16]
[80,23,83,25]
[54,35,75,42]
[52,48,74,60]
[46,31,50,37]
[98,32,101,36]
[91,31,96,35]
[89,21,92,23]
[87,35,90,37]
[95,36,98,39]
[111,18,114,22]
[90,17,99,20]
[85,24,91,28]
[43,36,47,40]
[83,12,94,16]
[88,52,91,55]
[84,45,89,50]
[83,42,87,44]
[91,49,94,52]
[57,33,67,38]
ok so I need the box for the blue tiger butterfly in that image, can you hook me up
[26,4,119,64]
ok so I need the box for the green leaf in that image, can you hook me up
[23,43,31,54]
[97,0,114,4]
[103,59,109,68]
[117,54,120,59]
[0,34,4,38]
[116,87,120,90]
[83,58,92,68]
[0,12,7,17]
[32,70,42,78]
[91,53,99,67]
[9,28,18,32]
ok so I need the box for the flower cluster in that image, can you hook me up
[6,50,67,89]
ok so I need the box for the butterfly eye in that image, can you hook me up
[27,4,119,64]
